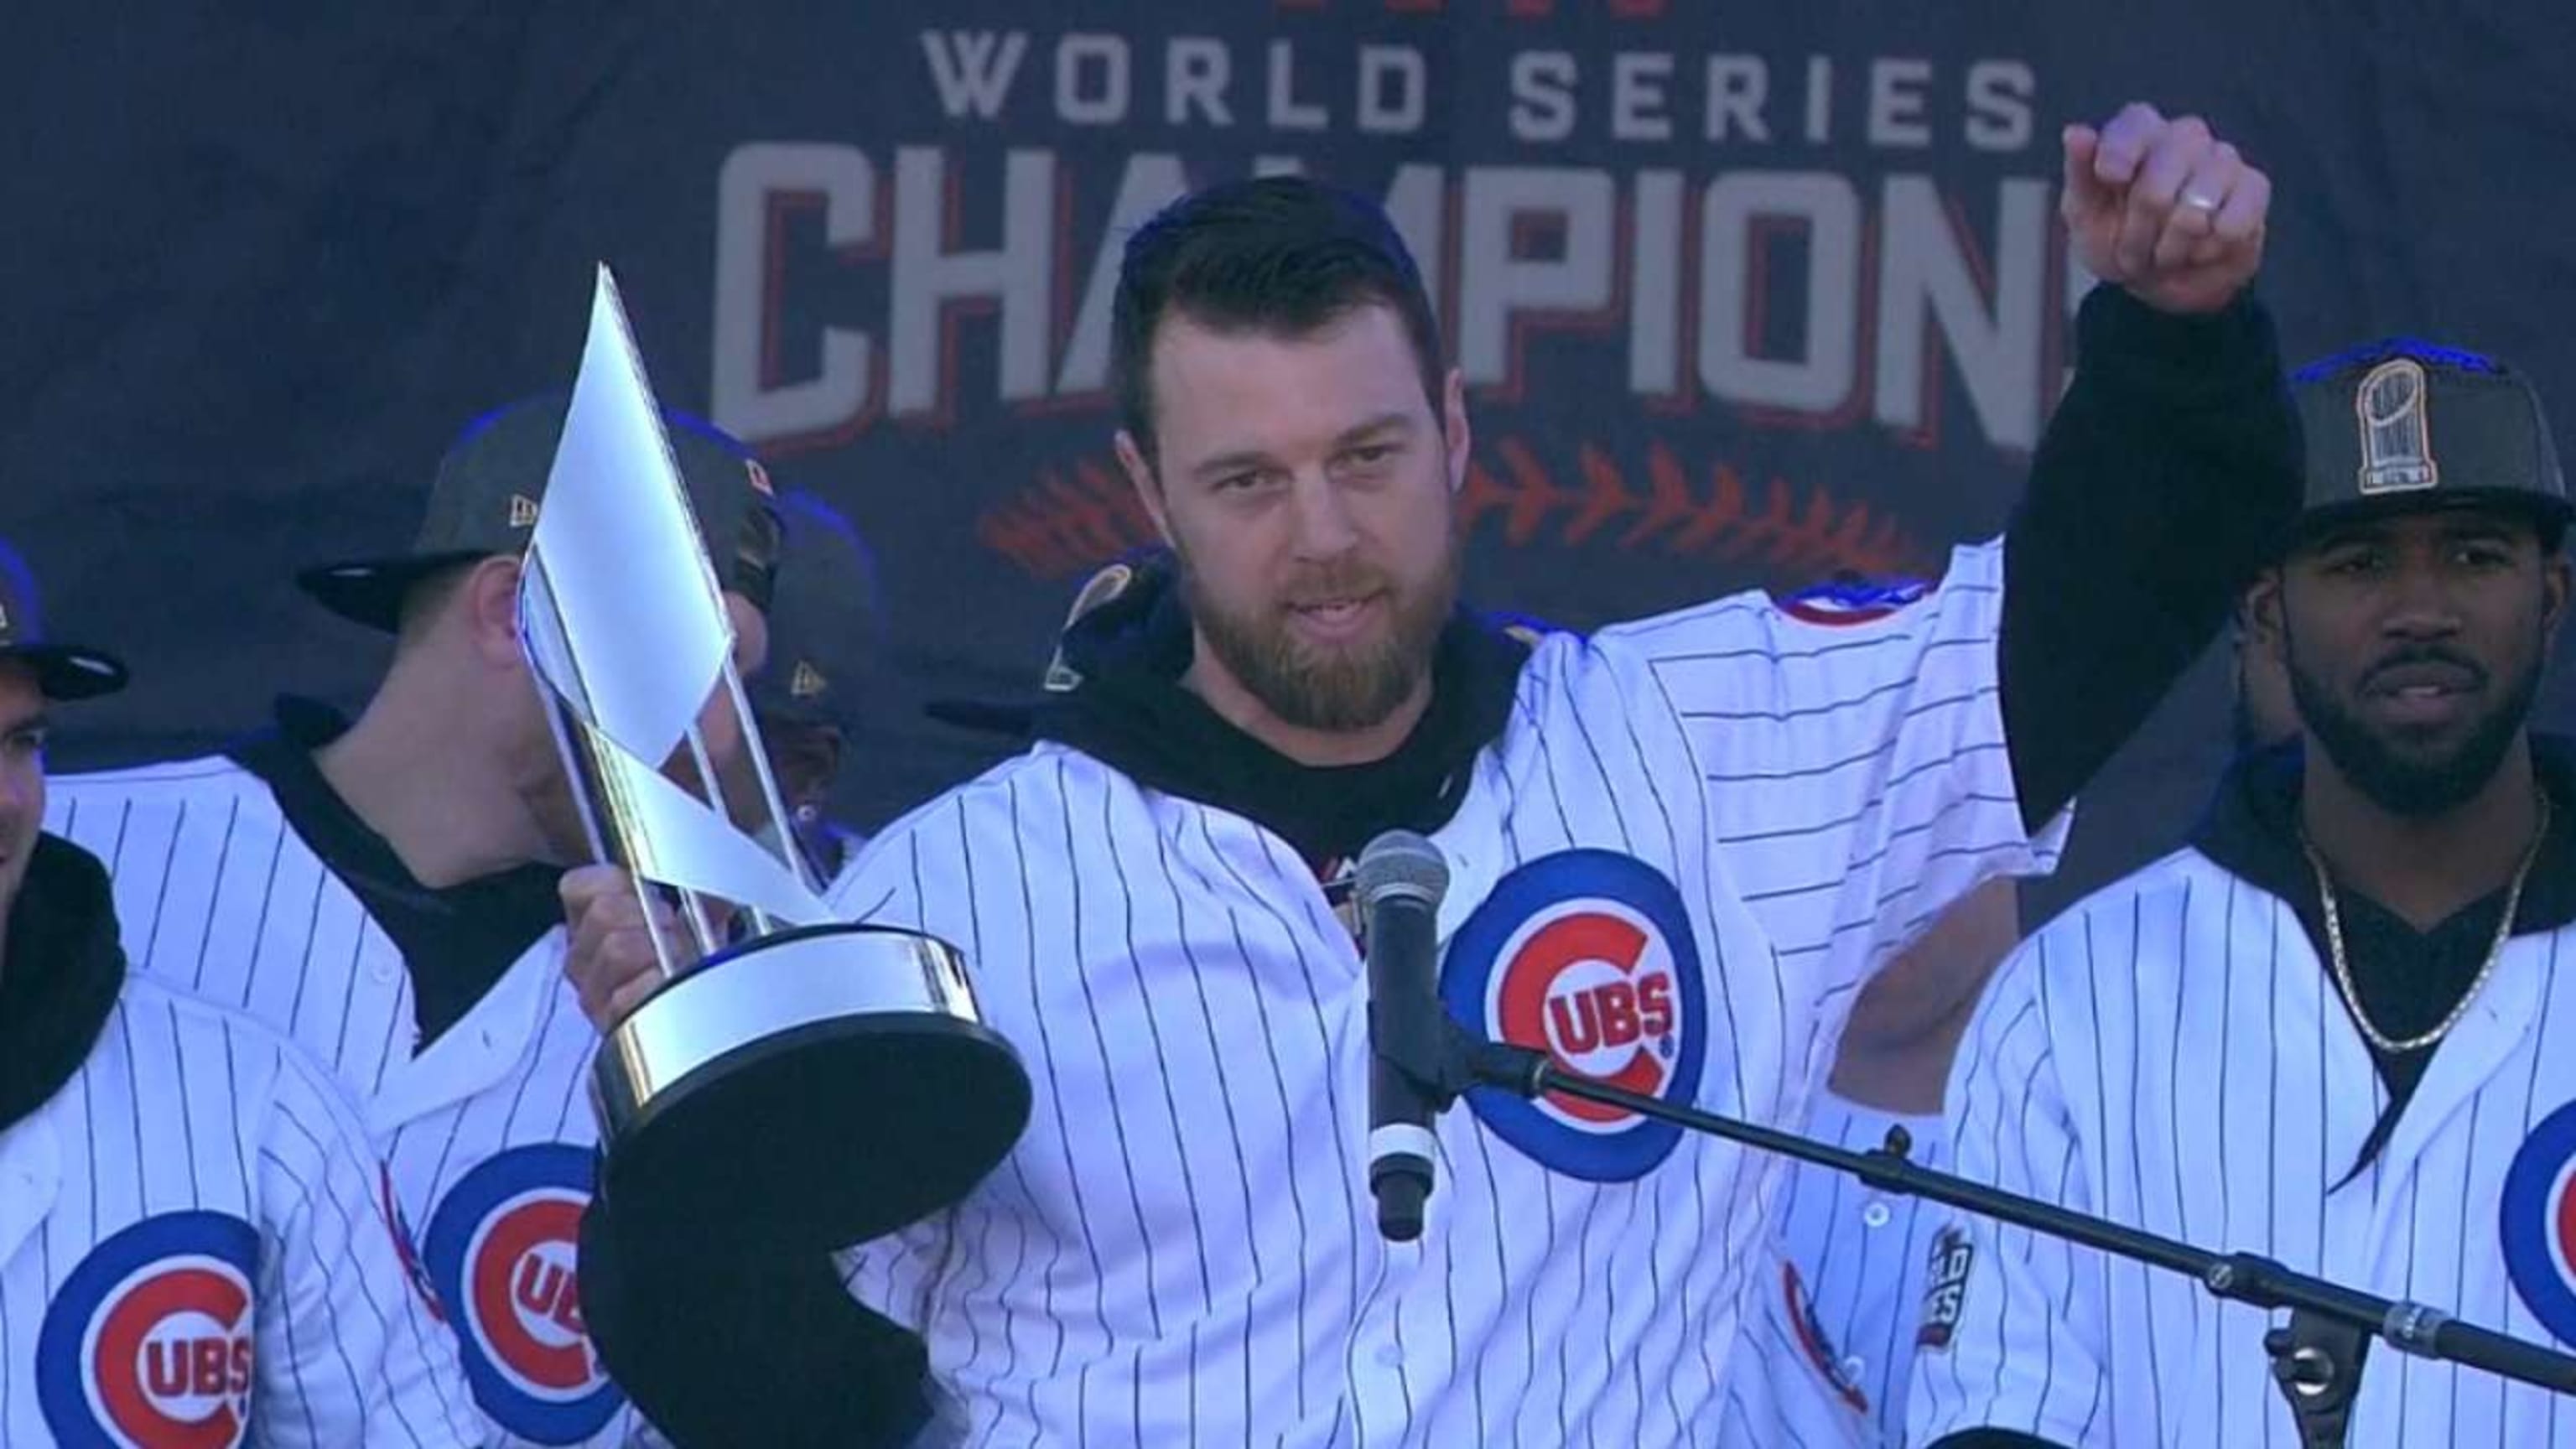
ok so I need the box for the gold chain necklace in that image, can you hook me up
[2298,792,2550,1055]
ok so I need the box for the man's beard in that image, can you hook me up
[2285,636,2540,818]
[1181,543,1459,734]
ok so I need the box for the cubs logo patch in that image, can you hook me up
[2500,1099,2576,1347]
[1779,574,1930,627]
[1441,849,1706,1182]
[1782,1260,1869,1413]
[38,1211,261,1449]
[423,1144,620,1444]
[1917,1224,1976,1351]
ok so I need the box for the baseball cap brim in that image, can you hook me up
[2290,486,2576,548]
[746,690,848,732]
[295,548,495,633]
[0,642,128,700]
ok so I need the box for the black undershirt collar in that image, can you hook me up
[2192,735,2576,1112]
[0,834,127,1133]
[1026,557,1533,881]
[227,696,563,1052]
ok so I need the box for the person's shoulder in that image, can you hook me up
[115,973,355,1113]
[1999,847,2231,1008]
[873,742,1105,832]
[1592,539,2002,668]
[834,741,1136,880]
[2028,846,2225,942]
[48,751,273,810]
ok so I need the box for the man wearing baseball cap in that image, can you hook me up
[739,486,885,889]
[45,394,782,1447]
[0,546,484,1446]
[1914,340,2576,1446]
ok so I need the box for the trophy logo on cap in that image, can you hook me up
[2356,356,2441,495]
[516,267,1030,1251]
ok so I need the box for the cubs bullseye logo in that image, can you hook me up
[1442,849,1706,1182]
[2500,1099,2576,1347]
[424,1144,621,1444]
[38,1212,261,1449]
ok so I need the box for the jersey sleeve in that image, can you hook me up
[251,1044,485,1448]
[823,794,979,949]
[1599,539,2068,993]
[1905,939,2111,1447]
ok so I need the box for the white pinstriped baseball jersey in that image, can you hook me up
[829,540,2065,1446]
[45,759,647,1447]
[1,967,482,1446]
[1909,849,2576,1446]
[1751,1091,1948,1446]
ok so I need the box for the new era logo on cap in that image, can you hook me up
[509,494,541,529]
[790,662,827,699]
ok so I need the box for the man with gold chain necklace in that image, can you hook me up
[1911,338,2576,1447]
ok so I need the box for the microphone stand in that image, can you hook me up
[1405,1027,2576,1403]
[2266,1310,2369,1447]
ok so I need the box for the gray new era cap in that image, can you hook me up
[297,392,785,631]
[749,489,885,734]
[2289,340,2571,537]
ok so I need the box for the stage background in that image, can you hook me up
[7,1,2572,923]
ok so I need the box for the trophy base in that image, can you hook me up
[592,922,1031,1253]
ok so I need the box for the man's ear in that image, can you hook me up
[2241,569,2288,663]
[2541,547,2572,645]
[466,556,530,672]
[1116,429,1175,547]
[1441,366,1471,494]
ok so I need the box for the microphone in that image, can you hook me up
[1357,830,1450,1244]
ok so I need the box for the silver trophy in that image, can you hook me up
[519,267,1029,1252]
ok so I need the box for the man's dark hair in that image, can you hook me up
[1110,175,1446,466]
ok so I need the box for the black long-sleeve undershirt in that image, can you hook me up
[577,283,2300,1448]
[2000,283,2302,834]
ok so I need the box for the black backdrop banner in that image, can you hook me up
[7,1,2572,920]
